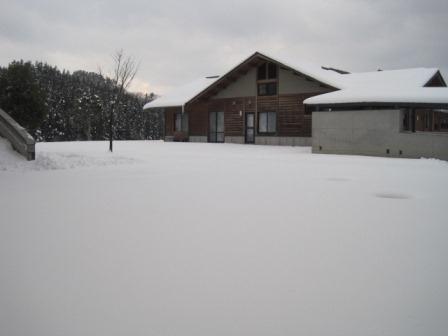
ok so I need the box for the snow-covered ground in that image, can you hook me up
[1,139,448,336]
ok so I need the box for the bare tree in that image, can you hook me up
[107,49,139,152]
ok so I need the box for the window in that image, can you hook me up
[257,62,277,80]
[257,64,267,80]
[268,62,277,79]
[258,82,277,96]
[174,113,188,132]
[442,119,448,130]
[402,109,410,131]
[209,111,224,142]
[258,112,277,134]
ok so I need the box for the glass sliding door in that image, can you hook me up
[209,111,224,143]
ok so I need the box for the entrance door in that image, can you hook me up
[245,112,255,144]
[209,111,224,143]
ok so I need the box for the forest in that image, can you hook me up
[0,60,161,142]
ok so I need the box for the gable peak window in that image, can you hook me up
[257,62,277,80]
[257,62,278,96]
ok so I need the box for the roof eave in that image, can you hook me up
[307,101,448,109]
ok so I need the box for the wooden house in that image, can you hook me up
[144,51,448,150]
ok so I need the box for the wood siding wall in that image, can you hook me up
[179,92,325,138]
[278,93,317,137]
[257,92,325,137]
[186,102,208,136]
[164,107,182,136]
[187,97,255,137]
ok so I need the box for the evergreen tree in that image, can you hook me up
[0,61,47,134]
[0,60,160,142]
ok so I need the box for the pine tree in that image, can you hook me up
[0,60,160,142]
[0,61,47,135]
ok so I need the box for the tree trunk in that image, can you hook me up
[109,105,114,152]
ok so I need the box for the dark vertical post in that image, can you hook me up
[109,106,113,152]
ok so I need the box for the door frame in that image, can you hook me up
[245,112,255,144]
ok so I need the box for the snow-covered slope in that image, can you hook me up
[0,137,24,167]
[1,141,447,336]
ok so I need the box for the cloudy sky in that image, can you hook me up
[1,0,447,94]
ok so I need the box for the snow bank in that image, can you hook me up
[1,141,448,336]
[0,138,140,171]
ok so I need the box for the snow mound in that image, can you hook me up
[0,138,140,171]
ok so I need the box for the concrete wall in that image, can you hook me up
[279,68,330,95]
[214,68,257,99]
[312,109,448,160]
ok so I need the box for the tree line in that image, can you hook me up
[0,60,161,142]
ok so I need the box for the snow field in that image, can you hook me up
[1,140,448,336]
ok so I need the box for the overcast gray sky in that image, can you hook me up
[0,0,447,94]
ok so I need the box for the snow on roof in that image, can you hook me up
[143,51,442,109]
[337,68,439,90]
[257,51,344,89]
[143,76,220,109]
[257,52,437,90]
[304,87,448,105]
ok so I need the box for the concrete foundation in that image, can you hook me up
[255,136,312,146]
[225,136,244,144]
[164,135,312,147]
[312,109,448,160]
[189,136,208,143]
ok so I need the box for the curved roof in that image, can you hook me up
[336,68,440,90]
[304,88,448,106]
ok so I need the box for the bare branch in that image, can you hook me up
[105,49,140,152]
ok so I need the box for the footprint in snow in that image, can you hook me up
[374,192,412,200]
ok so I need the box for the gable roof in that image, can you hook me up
[144,51,343,110]
[186,51,342,104]
[143,51,444,110]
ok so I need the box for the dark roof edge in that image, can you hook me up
[308,101,448,109]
